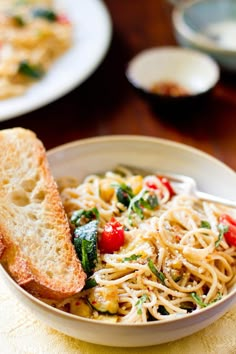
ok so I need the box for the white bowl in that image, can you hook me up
[125,47,219,112]
[1,135,236,347]
[126,47,219,95]
[172,0,236,71]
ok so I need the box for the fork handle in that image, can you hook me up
[196,191,236,208]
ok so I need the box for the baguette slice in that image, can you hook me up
[0,128,86,300]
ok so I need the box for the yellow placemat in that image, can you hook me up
[0,273,236,354]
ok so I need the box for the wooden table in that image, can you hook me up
[1,0,236,170]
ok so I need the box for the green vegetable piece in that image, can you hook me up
[88,286,119,314]
[200,220,211,229]
[215,223,229,247]
[71,207,99,227]
[12,15,25,26]
[148,258,165,284]
[122,254,142,262]
[191,292,222,308]
[210,292,222,304]
[191,292,207,308]
[73,220,98,275]
[135,294,149,315]
[127,190,158,220]
[140,192,158,210]
[18,60,44,79]
[170,269,182,282]
[84,277,97,290]
[132,200,144,219]
[116,186,131,207]
[32,8,57,22]
[112,182,133,207]
[128,190,145,216]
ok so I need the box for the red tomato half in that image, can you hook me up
[219,214,236,247]
[99,217,125,253]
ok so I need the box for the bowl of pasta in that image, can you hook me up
[1,135,236,347]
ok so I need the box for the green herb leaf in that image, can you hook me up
[71,208,99,227]
[73,220,98,275]
[140,192,158,210]
[127,189,145,217]
[215,223,229,247]
[18,60,44,79]
[191,291,222,308]
[32,8,57,22]
[127,190,158,220]
[210,292,222,304]
[191,292,207,308]
[200,220,211,229]
[132,200,144,219]
[148,258,165,284]
[122,254,142,262]
[135,294,149,315]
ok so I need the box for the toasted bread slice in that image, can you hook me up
[0,128,86,300]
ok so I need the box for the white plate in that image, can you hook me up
[0,0,112,121]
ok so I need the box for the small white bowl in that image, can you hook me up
[172,0,236,71]
[1,135,236,347]
[126,46,219,110]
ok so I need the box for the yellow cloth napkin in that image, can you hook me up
[1,273,236,354]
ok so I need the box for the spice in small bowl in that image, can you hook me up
[126,46,220,111]
[150,81,190,97]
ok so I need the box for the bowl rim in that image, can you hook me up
[2,134,236,328]
[172,0,236,55]
[125,46,220,96]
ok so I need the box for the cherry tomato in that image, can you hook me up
[57,14,71,25]
[99,217,125,253]
[145,176,175,198]
[219,214,236,246]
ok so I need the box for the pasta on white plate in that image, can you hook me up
[52,166,236,323]
[0,0,72,99]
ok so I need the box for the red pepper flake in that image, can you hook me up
[158,176,175,198]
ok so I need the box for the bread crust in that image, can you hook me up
[0,128,86,300]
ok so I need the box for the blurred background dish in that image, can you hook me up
[126,46,220,112]
[172,0,236,72]
[0,0,112,121]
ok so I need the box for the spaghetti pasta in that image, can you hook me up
[54,167,236,323]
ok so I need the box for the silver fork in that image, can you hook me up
[117,165,236,208]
